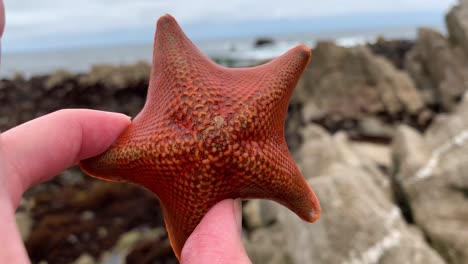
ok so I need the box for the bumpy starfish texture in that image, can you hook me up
[80,14,321,259]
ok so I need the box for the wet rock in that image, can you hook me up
[246,164,445,264]
[243,200,278,229]
[24,180,171,264]
[405,28,468,110]
[357,117,395,142]
[392,125,429,179]
[45,69,74,91]
[294,42,424,130]
[297,125,340,177]
[16,211,33,241]
[446,0,468,56]
[72,254,96,264]
[100,227,169,264]
[285,102,304,154]
[350,141,391,168]
[300,100,324,123]
[254,38,275,48]
[392,93,468,263]
[298,124,392,197]
[117,228,163,250]
[378,227,447,264]
[78,62,151,90]
[0,62,149,133]
[245,224,291,264]
[368,37,415,69]
[126,236,175,264]
[333,132,368,168]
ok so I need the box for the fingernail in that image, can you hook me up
[233,198,242,234]
[119,113,132,120]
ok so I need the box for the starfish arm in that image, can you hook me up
[160,193,215,259]
[251,45,311,132]
[80,123,145,182]
[223,45,311,139]
[158,168,237,259]
[235,139,321,222]
[150,14,216,80]
[80,122,192,186]
[147,14,220,110]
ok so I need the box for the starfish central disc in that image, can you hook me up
[80,14,321,259]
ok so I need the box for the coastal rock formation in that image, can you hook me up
[245,164,444,264]
[367,38,415,69]
[77,62,151,90]
[405,28,468,110]
[447,0,468,56]
[297,125,392,197]
[0,63,149,133]
[404,0,468,112]
[293,42,425,139]
[392,94,468,263]
[243,123,444,263]
[22,180,175,263]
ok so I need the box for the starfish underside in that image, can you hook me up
[80,14,321,259]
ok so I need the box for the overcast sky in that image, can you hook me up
[2,0,458,52]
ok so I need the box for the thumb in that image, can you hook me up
[180,199,251,264]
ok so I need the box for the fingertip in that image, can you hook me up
[64,109,131,160]
[0,109,132,204]
[107,112,132,122]
[181,199,250,264]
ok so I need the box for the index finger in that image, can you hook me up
[0,109,130,205]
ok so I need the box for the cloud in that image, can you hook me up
[2,0,458,51]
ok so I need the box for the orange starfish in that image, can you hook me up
[80,14,320,259]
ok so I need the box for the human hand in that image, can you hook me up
[0,110,252,264]
[0,109,132,263]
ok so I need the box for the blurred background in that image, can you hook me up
[1,0,456,76]
[3,0,468,263]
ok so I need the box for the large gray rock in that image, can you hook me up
[350,141,391,169]
[244,123,443,263]
[243,199,278,230]
[392,125,430,179]
[72,254,95,264]
[297,125,340,177]
[99,227,166,264]
[15,212,33,241]
[447,0,468,56]
[245,164,445,264]
[357,117,395,141]
[293,42,424,124]
[392,93,468,263]
[298,124,392,198]
[405,28,468,110]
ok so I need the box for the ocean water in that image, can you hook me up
[0,26,432,78]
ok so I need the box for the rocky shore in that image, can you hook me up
[3,1,468,263]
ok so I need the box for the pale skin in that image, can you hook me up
[0,2,251,263]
